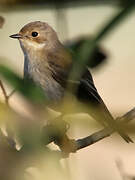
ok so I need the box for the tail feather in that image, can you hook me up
[115,128,133,143]
[91,102,133,143]
[76,69,133,143]
[99,100,134,143]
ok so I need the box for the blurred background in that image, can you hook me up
[0,1,135,180]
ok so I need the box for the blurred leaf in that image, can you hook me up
[78,2,135,63]
[119,0,135,7]
[0,16,4,28]
[0,65,48,104]
[65,37,107,69]
[0,0,135,8]
[70,2,135,81]
[42,119,68,145]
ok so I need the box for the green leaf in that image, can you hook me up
[70,2,135,81]
[65,37,107,68]
[0,65,48,104]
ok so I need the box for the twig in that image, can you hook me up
[7,89,16,99]
[0,80,9,105]
[75,107,135,151]
[42,107,135,157]
[0,80,16,105]
[119,107,135,123]
[76,128,112,150]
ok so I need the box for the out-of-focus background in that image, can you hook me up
[0,1,135,180]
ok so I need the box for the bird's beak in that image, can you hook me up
[9,33,22,39]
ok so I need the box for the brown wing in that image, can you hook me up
[76,68,114,125]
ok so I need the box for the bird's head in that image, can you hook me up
[10,21,59,53]
[10,21,72,71]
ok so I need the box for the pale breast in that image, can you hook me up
[24,57,65,101]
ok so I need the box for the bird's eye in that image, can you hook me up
[31,31,38,37]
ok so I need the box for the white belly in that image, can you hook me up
[24,59,64,101]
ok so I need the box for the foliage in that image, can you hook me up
[0,1,135,180]
[0,65,47,104]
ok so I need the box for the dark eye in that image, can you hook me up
[31,31,38,37]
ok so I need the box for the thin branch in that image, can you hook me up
[7,89,16,100]
[0,80,9,105]
[42,107,135,157]
[75,107,135,151]
[76,128,112,150]
[119,107,135,123]
[0,80,16,105]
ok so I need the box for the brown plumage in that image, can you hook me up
[10,21,133,143]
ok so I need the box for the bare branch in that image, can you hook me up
[7,89,16,100]
[119,107,135,123]
[0,80,9,105]
[44,107,135,157]
[76,128,112,150]
[75,107,135,151]
[0,79,16,105]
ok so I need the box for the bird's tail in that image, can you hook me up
[94,101,133,143]
[113,125,133,143]
[101,104,133,143]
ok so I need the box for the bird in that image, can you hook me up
[10,21,133,143]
